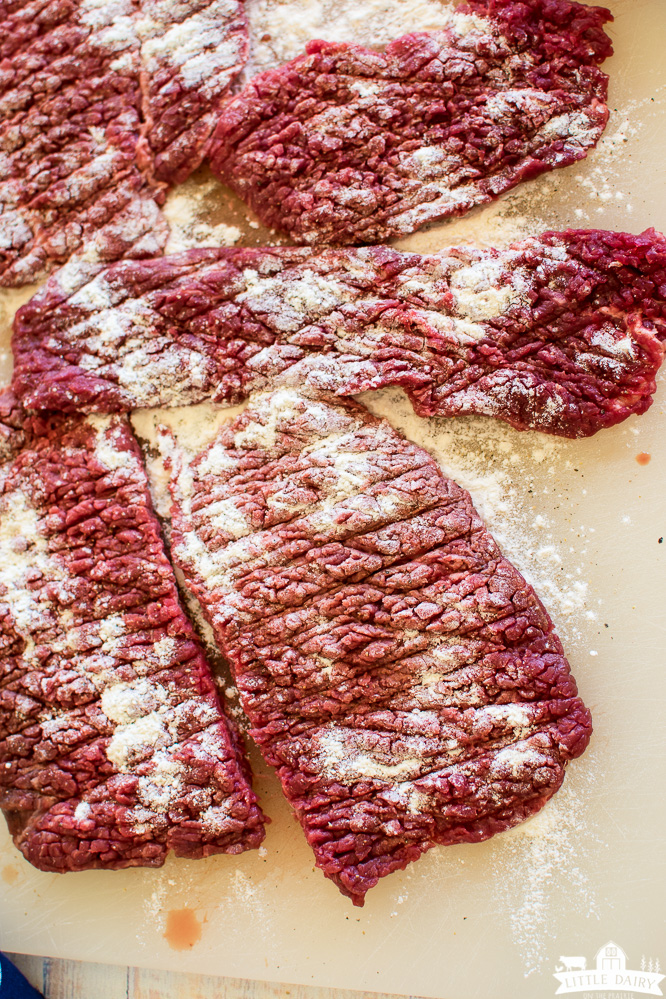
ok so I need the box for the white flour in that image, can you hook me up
[489,759,601,978]
[242,0,491,80]
[164,179,244,253]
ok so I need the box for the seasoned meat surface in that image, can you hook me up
[161,388,592,904]
[0,410,265,872]
[209,0,612,244]
[13,229,666,438]
[0,0,247,286]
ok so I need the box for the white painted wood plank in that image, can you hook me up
[130,966,424,999]
[7,954,128,999]
[6,955,428,999]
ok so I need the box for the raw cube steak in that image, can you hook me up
[161,387,592,904]
[0,0,247,286]
[0,411,264,872]
[209,0,612,244]
[12,229,666,438]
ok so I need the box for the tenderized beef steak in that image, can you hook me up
[208,0,612,245]
[0,409,265,872]
[13,229,666,438]
[160,387,592,905]
[0,0,247,286]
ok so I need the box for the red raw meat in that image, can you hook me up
[161,387,592,904]
[0,389,27,463]
[136,0,249,184]
[13,229,666,438]
[208,0,612,244]
[0,409,265,872]
[0,0,247,286]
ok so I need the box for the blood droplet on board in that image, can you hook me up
[2,865,18,884]
[636,452,651,465]
[164,907,202,950]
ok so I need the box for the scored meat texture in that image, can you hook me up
[0,410,265,872]
[136,0,249,184]
[0,388,28,464]
[12,229,666,438]
[208,0,613,245]
[160,387,592,904]
[0,0,248,286]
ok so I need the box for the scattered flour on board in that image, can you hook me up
[566,94,666,224]
[163,178,243,253]
[488,762,602,976]
[136,844,274,944]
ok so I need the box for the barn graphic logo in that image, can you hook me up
[553,942,664,995]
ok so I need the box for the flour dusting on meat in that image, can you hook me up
[134,0,249,184]
[13,230,666,439]
[0,0,247,286]
[210,0,613,244]
[0,411,264,872]
[160,387,591,904]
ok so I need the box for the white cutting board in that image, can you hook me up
[0,3,665,997]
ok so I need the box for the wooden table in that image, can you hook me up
[6,954,423,999]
